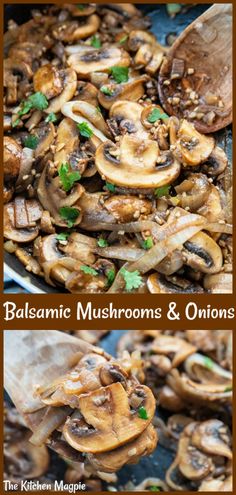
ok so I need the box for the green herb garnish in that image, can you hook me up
[77,4,85,10]
[97,238,109,248]
[96,105,102,113]
[12,117,21,128]
[224,386,232,392]
[154,185,170,198]
[56,232,70,242]
[138,406,149,420]
[167,4,182,17]
[58,163,81,192]
[45,112,57,123]
[147,108,169,123]
[107,268,116,286]
[59,207,79,228]
[90,35,101,48]
[142,237,154,250]
[120,267,142,292]
[105,182,116,193]
[17,92,48,120]
[110,66,129,84]
[204,356,214,370]
[80,265,98,276]
[150,487,161,492]
[100,86,114,96]
[77,122,93,138]
[119,35,128,45]
[23,135,39,149]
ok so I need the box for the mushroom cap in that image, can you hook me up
[67,46,130,76]
[95,134,180,188]
[63,382,156,453]
[45,69,77,114]
[173,119,215,166]
[110,100,149,138]
[4,136,22,182]
[33,64,63,99]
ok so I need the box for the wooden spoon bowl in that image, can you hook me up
[158,4,232,133]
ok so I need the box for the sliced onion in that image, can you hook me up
[30,406,70,446]
[204,222,232,234]
[61,101,108,142]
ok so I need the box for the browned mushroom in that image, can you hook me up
[4,136,22,182]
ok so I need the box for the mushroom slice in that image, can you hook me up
[183,231,223,274]
[159,385,185,412]
[65,259,116,293]
[203,272,232,294]
[54,117,80,167]
[4,202,39,243]
[33,64,63,99]
[178,434,213,480]
[199,476,233,492]
[109,100,149,138]
[151,335,196,368]
[87,424,157,473]
[191,420,232,459]
[103,195,152,223]
[173,119,215,166]
[52,14,100,42]
[128,30,157,51]
[98,77,147,110]
[202,146,228,176]
[33,122,56,159]
[147,273,204,294]
[4,136,22,182]
[45,69,77,114]
[61,101,108,142]
[175,173,211,211]
[64,3,96,16]
[4,58,33,105]
[4,435,49,482]
[95,134,180,189]
[63,382,156,453]
[67,46,130,77]
[197,184,225,223]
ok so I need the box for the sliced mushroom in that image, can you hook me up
[202,146,228,176]
[178,434,213,480]
[4,58,33,105]
[33,122,56,159]
[67,46,130,77]
[52,14,100,42]
[203,272,232,294]
[159,385,185,412]
[87,424,157,473]
[4,136,22,182]
[183,231,223,274]
[151,334,196,368]
[98,76,147,110]
[54,118,88,176]
[65,258,116,293]
[64,4,96,17]
[109,100,149,139]
[175,173,211,211]
[95,134,180,189]
[197,184,225,223]
[191,420,232,459]
[44,69,77,114]
[147,273,204,294]
[103,195,152,223]
[173,119,215,166]
[4,201,40,243]
[33,64,63,99]
[63,382,156,453]
[4,435,49,482]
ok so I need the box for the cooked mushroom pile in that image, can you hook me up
[118,330,233,491]
[30,349,157,476]
[4,4,232,293]
[4,402,50,486]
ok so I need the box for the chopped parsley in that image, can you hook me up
[147,108,169,123]
[97,238,109,248]
[56,232,70,242]
[96,105,102,114]
[110,66,129,84]
[120,267,142,292]
[58,163,81,192]
[106,268,116,286]
[105,182,116,193]
[167,4,182,17]
[77,122,93,138]
[224,386,232,392]
[142,237,154,250]
[17,92,48,120]
[77,4,85,10]
[45,112,57,123]
[59,207,79,228]
[204,356,214,370]
[154,185,170,198]
[150,487,161,492]
[100,86,114,96]
[138,406,149,420]
[23,135,39,149]
[90,35,101,48]
[80,265,98,276]
[119,34,128,45]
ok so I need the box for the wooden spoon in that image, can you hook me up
[158,4,232,133]
[4,330,108,461]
